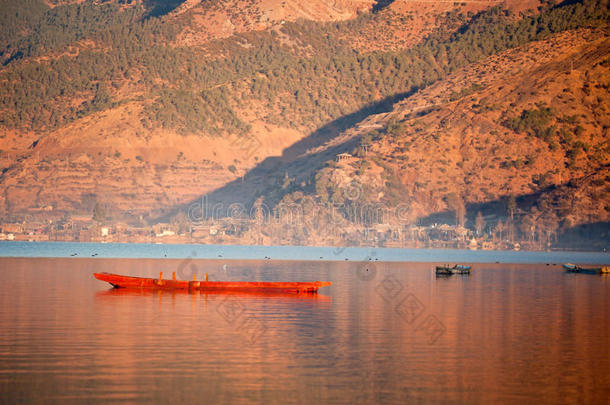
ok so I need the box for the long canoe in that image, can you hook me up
[94,272,332,294]
[563,263,610,275]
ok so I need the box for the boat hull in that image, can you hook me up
[435,265,472,275]
[94,272,332,293]
[563,264,609,275]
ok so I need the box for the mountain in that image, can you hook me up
[0,0,608,248]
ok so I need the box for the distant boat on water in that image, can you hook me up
[563,263,609,275]
[435,264,472,275]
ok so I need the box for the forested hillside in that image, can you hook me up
[3,0,605,137]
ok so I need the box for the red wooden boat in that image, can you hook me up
[94,272,332,294]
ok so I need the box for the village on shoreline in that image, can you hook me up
[0,215,601,252]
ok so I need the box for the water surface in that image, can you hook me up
[1,241,609,264]
[0,258,608,403]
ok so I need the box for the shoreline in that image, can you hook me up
[0,239,606,253]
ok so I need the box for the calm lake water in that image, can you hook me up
[0,256,609,403]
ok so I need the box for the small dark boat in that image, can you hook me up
[435,264,472,275]
[563,263,609,275]
[94,272,331,294]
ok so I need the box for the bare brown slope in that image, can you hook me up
[173,0,542,49]
[0,101,303,222]
[174,0,375,46]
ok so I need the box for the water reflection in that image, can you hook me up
[95,288,332,301]
[0,258,608,403]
